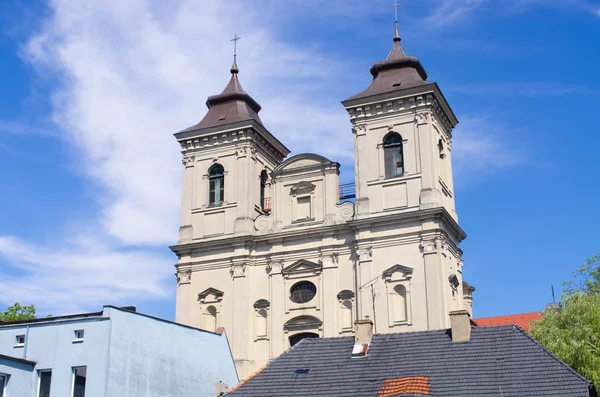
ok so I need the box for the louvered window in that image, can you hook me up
[384,133,404,178]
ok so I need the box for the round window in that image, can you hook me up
[289,281,317,304]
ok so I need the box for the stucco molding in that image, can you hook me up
[198,287,224,303]
[319,253,339,269]
[283,315,322,332]
[382,264,413,281]
[281,259,322,277]
[356,247,373,262]
[230,263,247,278]
[175,269,192,285]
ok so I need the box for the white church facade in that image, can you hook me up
[171,24,473,378]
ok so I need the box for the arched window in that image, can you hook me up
[206,305,217,332]
[341,300,353,329]
[260,170,268,211]
[383,133,404,178]
[392,285,407,323]
[289,332,319,347]
[209,164,224,206]
[256,309,267,337]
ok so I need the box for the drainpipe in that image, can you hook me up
[23,324,30,359]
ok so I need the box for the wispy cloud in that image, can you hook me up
[0,234,171,315]
[447,82,600,97]
[422,0,484,27]
[452,116,528,184]
[0,120,58,137]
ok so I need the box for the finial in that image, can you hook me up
[230,33,241,74]
[392,0,401,42]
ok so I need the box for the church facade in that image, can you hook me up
[171,24,473,378]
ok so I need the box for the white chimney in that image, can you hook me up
[352,319,373,358]
[214,381,228,397]
[449,310,472,343]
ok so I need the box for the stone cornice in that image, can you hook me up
[343,83,458,133]
[170,207,466,258]
[175,120,290,164]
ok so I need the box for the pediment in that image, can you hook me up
[382,264,413,280]
[282,259,322,276]
[290,181,316,195]
[198,287,224,302]
[284,315,322,330]
[337,289,355,300]
[253,299,270,309]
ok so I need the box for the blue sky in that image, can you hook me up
[0,0,599,319]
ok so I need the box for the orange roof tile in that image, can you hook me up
[473,312,542,331]
[226,365,268,394]
[378,376,430,397]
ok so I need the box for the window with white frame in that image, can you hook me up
[38,370,52,397]
[15,334,25,347]
[72,367,87,397]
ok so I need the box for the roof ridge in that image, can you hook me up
[513,324,594,386]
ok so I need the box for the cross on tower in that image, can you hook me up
[392,0,401,22]
[230,33,241,57]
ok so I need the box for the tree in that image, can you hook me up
[530,251,600,389]
[0,302,37,322]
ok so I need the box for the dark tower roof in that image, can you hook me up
[344,22,430,102]
[179,56,263,133]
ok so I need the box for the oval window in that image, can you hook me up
[289,281,317,304]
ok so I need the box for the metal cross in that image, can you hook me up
[392,0,401,22]
[230,33,241,57]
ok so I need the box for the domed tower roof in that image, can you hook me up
[344,22,431,102]
[178,55,263,134]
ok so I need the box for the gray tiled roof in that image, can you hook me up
[227,325,596,397]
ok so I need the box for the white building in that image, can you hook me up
[0,306,238,397]
[171,23,473,378]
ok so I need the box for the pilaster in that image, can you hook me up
[175,268,192,325]
[420,238,447,329]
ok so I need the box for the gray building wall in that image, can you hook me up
[0,306,238,397]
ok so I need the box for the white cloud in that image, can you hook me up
[452,116,527,184]
[422,0,484,27]
[0,235,171,315]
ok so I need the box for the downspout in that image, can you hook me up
[23,324,30,359]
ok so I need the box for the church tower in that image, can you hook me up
[171,26,470,379]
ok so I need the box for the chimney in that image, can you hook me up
[352,319,373,358]
[449,310,471,343]
[354,319,373,344]
[214,381,228,397]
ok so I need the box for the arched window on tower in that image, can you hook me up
[208,164,225,206]
[260,170,269,211]
[383,133,404,178]
[206,305,217,332]
[391,285,407,323]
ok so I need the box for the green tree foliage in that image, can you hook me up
[0,302,37,322]
[530,251,600,389]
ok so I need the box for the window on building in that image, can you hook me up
[208,164,225,206]
[0,374,6,397]
[341,300,353,329]
[296,196,311,219]
[206,305,218,332]
[38,370,52,397]
[290,281,317,304]
[392,284,408,323]
[289,332,319,347]
[72,367,87,397]
[256,309,267,337]
[383,133,404,178]
[260,170,269,211]
[74,329,85,341]
[15,334,25,346]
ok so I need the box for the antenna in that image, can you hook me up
[551,284,556,303]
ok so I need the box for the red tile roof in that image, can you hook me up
[378,376,431,397]
[473,312,543,331]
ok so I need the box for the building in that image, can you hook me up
[226,311,597,397]
[474,311,543,332]
[0,306,238,397]
[171,20,471,378]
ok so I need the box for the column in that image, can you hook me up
[320,253,339,337]
[179,155,195,243]
[353,122,370,217]
[175,269,192,325]
[420,239,446,330]
[356,247,374,323]
[231,261,251,377]
[416,111,442,209]
[267,260,285,358]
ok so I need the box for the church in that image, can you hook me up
[170,19,473,378]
